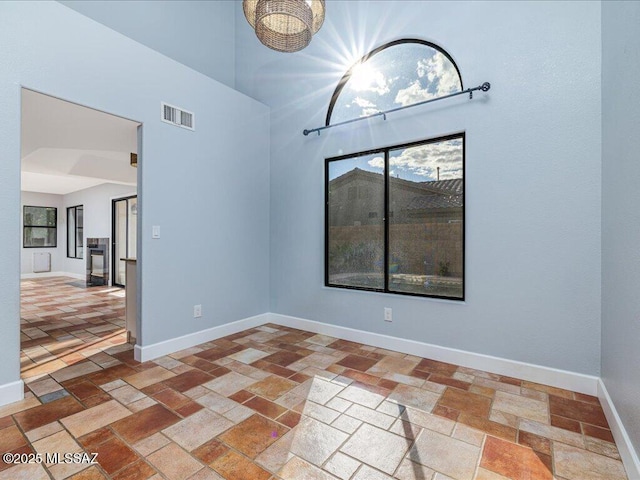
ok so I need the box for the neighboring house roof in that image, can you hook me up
[419,178,463,195]
[405,192,462,210]
[329,167,383,189]
[330,168,463,210]
[409,178,463,210]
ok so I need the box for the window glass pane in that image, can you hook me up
[24,206,57,247]
[24,227,32,246]
[388,137,464,298]
[47,227,57,246]
[24,206,56,226]
[67,208,76,257]
[330,42,462,124]
[128,198,137,260]
[66,206,83,258]
[27,227,57,247]
[115,200,127,285]
[46,208,57,226]
[24,207,37,226]
[327,154,385,289]
[77,206,84,259]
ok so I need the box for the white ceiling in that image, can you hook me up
[21,89,140,195]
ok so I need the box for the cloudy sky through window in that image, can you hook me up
[328,138,463,184]
[330,42,462,126]
[376,139,463,182]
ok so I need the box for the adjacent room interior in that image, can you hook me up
[0,1,638,480]
[20,89,139,386]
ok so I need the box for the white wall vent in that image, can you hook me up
[161,102,195,131]
[33,252,51,273]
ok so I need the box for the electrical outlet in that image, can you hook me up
[384,307,392,322]
[193,304,202,318]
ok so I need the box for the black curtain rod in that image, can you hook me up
[303,82,491,136]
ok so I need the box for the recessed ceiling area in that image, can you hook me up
[21,89,140,195]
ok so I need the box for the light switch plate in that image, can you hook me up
[152,226,160,239]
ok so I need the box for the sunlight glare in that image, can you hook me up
[349,62,377,91]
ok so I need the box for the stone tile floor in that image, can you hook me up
[20,277,127,382]
[0,277,629,479]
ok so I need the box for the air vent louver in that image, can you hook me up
[161,102,195,131]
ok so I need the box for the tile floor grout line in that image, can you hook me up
[473,432,489,479]
[392,421,423,480]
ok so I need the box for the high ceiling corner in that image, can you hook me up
[59,0,237,89]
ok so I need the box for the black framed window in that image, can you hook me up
[326,133,465,300]
[23,206,57,248]
[67,205,84,259]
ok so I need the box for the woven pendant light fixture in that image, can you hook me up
[243,0,325,53]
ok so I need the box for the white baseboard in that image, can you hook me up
[134,312,599,395]
[598,379,640,480]
[267,313,600,396]
[21,271,84,280]
[133,310,599,395]
[134,313,271,362]
[0,380,24,408]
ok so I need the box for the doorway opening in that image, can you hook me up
[20,88,141,392]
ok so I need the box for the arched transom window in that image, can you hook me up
[327,39,463,126]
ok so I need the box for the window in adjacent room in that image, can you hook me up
[67,205,84,259]
[326,133,465,300]
[23,206,57,248]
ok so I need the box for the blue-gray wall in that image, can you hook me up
[601,0,640,460]
[0,1,270,388]
[236,0,603,375]
[60,0,237,89]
